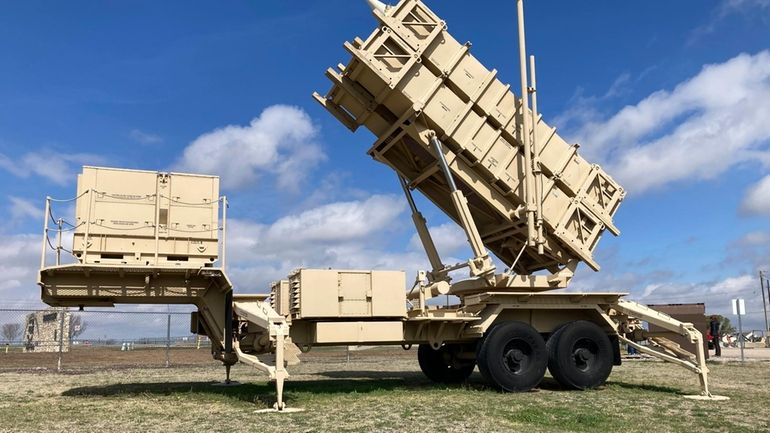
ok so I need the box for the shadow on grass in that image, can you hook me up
[606,380,682,395]
[61,373,462,407]
[317,370,424,380]
[60,371,681,408]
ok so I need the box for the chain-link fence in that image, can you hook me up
[0,306,216,371]
[0,306,404,372]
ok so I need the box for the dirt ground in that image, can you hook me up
[0,345,412,371]
[717,347,770,361]
[0,347,768,433]
[0,346,218,371]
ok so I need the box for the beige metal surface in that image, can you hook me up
[286,269,407,319]
[232,300,291,410]
[611,299,717,397]
[39,166,234,368]
[72,166,221,266]
[39,264,233,354]
[270,280,291,317]
[314,0,624,275]
[314,321,404,344]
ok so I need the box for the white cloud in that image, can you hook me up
[174,105,325,191]
[129,129,163,145]
[9,196,43,224]
[0,151,103,185]
[689,0,770,44]
[721,0,770,10]
[741,173,770,215]
[565,51,770,194]
[226,194,407,276]
[721,230,770,272]
[0,233,42,294]
[734,230,770,246]
[613,273,766,330]
[637,275,755,304]
[408,222,469,257]
[220,195,482,293]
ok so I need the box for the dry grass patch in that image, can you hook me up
[0,349,767,433]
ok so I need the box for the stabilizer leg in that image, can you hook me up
[612,299,729,400]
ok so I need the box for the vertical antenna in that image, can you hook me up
[529,54,544,254]
[516,0,536,248]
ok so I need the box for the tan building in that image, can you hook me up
[23,308,70,353]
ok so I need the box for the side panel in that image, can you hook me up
[314,321,404,344]
[290,269,407,319]
[270,280,290,317]
[371,270,407,317]
[295,270,340,318]
[72,166,220,266]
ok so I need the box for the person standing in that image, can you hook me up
[709,316,721,357]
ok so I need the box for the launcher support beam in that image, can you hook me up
[399,175,444,277]
[429,134,495,280]
[610,299,723,399]
[233,301,293,411]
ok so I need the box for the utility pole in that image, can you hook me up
[765,277,770,347]
[761,271,769,348]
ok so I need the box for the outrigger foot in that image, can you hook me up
[212,364,242,387]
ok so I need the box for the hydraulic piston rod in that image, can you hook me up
[516,0,537,248]
[399,175,444,274]
[429,134,494,278]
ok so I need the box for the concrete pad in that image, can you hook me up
[683,395,730,401]
[254,407,305,414]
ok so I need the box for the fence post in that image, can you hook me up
[57,307,65,372]
[165,312,171,368]
[56,218,63,265]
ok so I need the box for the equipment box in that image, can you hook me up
[72,166,220,267]
[287,269,407,319]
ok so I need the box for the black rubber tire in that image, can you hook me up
[476,321,548,392]
[417,344,475,384]
[547,320,614,390]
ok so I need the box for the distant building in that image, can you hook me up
[23,308,71,353]
[646,303,708,360]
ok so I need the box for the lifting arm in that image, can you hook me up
[429,133,495,281]
[399,175,444,276]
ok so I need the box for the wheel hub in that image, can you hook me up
[507,349,524,362]
[503,340,532,374]
[575,348,592,363]
[572,339,598,371]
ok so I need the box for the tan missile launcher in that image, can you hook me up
[35,0,728,413]
[39,167,242,383]
[314,0,624,280]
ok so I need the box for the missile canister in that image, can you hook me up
[314,0,624,273]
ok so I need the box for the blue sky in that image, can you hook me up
[1,0,770,334]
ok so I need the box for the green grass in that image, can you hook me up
[0,352,768,433]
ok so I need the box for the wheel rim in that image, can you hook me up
[502,339,532,375]
[571,337,599,372]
